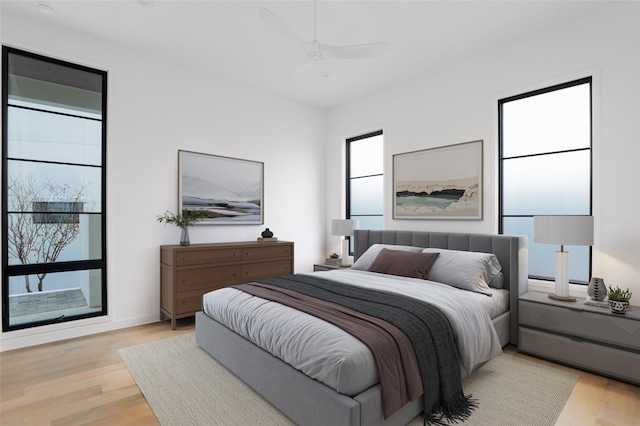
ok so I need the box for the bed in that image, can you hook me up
[195,229,528,426]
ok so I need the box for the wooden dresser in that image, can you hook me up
[160,241,294,329]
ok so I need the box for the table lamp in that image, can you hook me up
[331,219,359,266]
[533,215,594,302]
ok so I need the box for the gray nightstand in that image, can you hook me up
[519,291,640,385]
[313,263,351,272]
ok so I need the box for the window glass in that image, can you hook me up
[7,105,102,165]
[499,78,591,284]
[8,269,103,327]
[3,47,107,331]
[502,84,590,158]
[347,131,384,253]
[503,217,590,282]
[350,134,383,177]
[350,175,383,216]
[502,151,590,215]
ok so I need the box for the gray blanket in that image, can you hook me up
[258,274,477,424]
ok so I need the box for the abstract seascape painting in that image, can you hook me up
[393,140,482,220]
[178,150,264,225]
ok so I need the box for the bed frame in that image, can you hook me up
[196,230,528,426]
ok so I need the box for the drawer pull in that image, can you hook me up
[569,336,584,343]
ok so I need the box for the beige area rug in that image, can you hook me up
[119,333,578,426]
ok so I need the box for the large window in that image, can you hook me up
[346,130,384,252]
[2,47,107,331]
[499,77,592,283]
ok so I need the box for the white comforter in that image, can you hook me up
[202,269,503,396]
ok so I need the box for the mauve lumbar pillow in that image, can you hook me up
[351,244,424,271]
[368,248,440,279]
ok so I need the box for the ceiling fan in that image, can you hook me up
[258,1,389,69]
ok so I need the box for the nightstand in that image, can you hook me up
[313,263,350,272]
[519,291,640,385]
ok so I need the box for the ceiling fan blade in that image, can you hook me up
[258,8,308,51]
[323,42,390,59]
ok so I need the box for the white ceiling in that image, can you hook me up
[2,1,611,109]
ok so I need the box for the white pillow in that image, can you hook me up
[352,244,424,271]
[421,248,502,295]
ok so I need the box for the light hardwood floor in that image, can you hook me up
[1,319,639,426]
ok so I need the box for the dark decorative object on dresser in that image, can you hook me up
[258,228,277,242]
[587,277,607,301]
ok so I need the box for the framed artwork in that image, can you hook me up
[178,150,264,225]
[393,140,483,220]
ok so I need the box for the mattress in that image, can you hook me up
[202,269,505,397]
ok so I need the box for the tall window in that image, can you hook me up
[2,47,107,331]
[346,130,384,252]
[499,77,592,283]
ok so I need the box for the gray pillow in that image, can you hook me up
[488,272,505,289]
[352,244,424,271]
[421,248,502,295]
[368,249,440,279]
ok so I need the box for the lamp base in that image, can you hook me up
[548,294,577,302]
[341,238,352,266]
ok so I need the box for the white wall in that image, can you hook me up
[1,11,326,350]
[326,3,640,299]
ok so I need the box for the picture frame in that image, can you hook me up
[178,150,264,225]
[393,140,483,220]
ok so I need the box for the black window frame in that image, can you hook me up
[498,76,593,284]
[345,130,384,254]
[2,46,108,331]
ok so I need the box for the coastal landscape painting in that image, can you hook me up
[178,150,263,224]
[393,140,482,220]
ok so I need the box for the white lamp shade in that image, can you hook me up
[533,215,594,246]
[331,219,359,237]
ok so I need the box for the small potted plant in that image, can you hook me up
[157,209,208,246]
[607,285,632,314]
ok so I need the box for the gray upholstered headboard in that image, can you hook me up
[353,229,528,345]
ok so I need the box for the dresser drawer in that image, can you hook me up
[242,244,292,261]
[520,327,640,385]
[520,300,640,351]
[176,288,208,315]
[242,260,292,281]
[175,248,241,267]
[175,265,242,291]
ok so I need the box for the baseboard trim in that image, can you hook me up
[0,314,160,352]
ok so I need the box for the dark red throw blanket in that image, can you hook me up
[235,282,423,418]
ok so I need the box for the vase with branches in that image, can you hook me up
[157,209,208,246]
